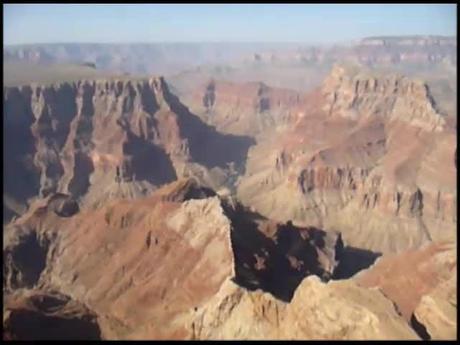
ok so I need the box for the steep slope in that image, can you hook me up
[355,239,456,340]
[413,271,457,340]
[355,240,456,318]
[3,77,254,223]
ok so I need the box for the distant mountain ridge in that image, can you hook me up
[4,36,456,76]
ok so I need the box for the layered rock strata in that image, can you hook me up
[3,77,254,223]
[236,66,456,253]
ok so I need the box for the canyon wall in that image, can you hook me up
[3,77,254,223]
[236,65,456,253]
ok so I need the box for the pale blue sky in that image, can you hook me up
[3,4,457,45]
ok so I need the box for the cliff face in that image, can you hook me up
[3,77,254,223]
[236,65,456,254]
[183,80,306,137]
[414,271,457,340]
[321,64,445,131]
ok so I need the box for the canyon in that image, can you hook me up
[3,76,254,224]
[2,37,457,340]
[187,64,456,254]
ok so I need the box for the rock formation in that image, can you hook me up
[190,276,419,340]
[322,64,445,131]
[413,272,457,340]
[354,239,457,340]
[235,65,456,254]
[356,240,456,319]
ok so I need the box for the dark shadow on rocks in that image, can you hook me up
[67,82,96,199]
[223,201,342,302]
[48,193,80,217]
[410,313,431,340]
[5,304,101,340]
[29,293,71,313]
[160,178,217,203]
[4,231,49,290]
[332,246,382,280]
[3,86,41,219]
[161,81,256,175]
[67,152,94,198]
[4,290,102,340]
[122,129,177,185]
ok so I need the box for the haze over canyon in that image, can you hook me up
[2,4,457,341]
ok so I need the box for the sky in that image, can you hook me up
[3,4,457,45]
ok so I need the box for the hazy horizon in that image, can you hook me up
[4,34,457,48]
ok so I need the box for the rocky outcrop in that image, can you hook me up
[3,193,81,292]
[191,276,419,340]
[413,272,457,340]
[355,240,456,340]
[157,178,216,202]
[356,240,456,321]
[321,64,445,131]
